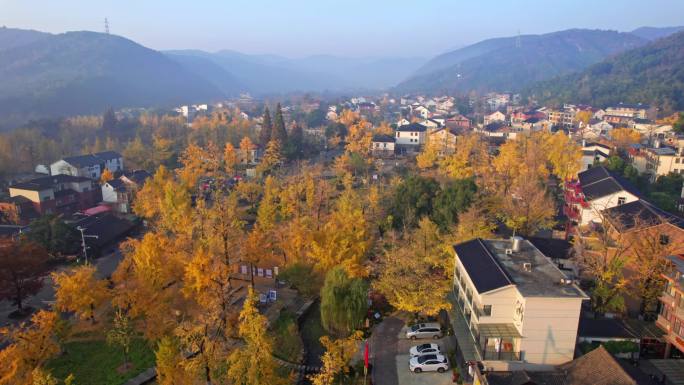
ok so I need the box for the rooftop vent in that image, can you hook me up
[505,249,513,255]
[511,236,524,252]
[522,262,532,272]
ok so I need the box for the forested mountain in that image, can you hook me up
[630,26,684,41]
[0,26,50,50]
[0,30,224,130]
[527,31,684,113]
[396,29,647,93]
[166,50,425,94]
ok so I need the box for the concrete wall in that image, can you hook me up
[520,297,583,366]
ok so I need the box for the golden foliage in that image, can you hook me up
[52,265,111,323]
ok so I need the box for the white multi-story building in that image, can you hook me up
[563,166,641,226]
[395,123,427,148]
[452,237,587,371]
[50,151,124,180]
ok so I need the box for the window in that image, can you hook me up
[660,234,670,245]
[482,305,492,316]
[617,197,626,205]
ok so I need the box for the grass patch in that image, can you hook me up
[271,310,304,361]
[47,338,155,385]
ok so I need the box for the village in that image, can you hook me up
[0,91,684,385]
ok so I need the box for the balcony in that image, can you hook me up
[659,292,676,308]
[656,314,670,332]
[482,350,522,361]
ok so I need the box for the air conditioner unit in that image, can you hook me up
[505,249,513,255]
[522,262,532,272]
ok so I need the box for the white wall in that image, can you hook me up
[580,191,639,225]
[520,297,583,366]
[101,184,118,203]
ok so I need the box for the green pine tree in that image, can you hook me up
[272,103,288,144]
[259,107,273,147]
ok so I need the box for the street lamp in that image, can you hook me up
[76,226,99,265]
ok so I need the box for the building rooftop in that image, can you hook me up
[577,166,642,201]
[61,151,122,168]
[396,122,427,132]
[10,175,93,191]
[485,239,586,298]
[605,199,684,232]
[454,238,586,298]
[371,134,395,143]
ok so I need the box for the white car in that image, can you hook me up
[409,343,441,357]
[409,353,449,373]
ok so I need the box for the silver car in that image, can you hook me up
[405,322,443,340]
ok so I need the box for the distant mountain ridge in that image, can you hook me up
[630,26,684,41]
[0,30,225,129]
[396,29,649,94]
[165,49,426,94]
[527,31,684,114]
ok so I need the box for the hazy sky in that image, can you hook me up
[1,0,682,58]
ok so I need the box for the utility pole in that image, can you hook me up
[104,18,110,34]
[76,226,99,265]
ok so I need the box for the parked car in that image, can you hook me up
[410,343,441,357]
[409,354,449,373]
[406,323,442,340]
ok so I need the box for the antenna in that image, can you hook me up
[515,29,521,48]
[104,18,110,34]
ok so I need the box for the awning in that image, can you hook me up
[478,323,522,338]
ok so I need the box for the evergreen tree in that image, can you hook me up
[102,108,117,131]
[285,123,304,160]
[272,103,288,144]
[259,107,273,147]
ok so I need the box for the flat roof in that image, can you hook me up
[484,239,587,298]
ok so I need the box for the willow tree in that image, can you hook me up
[320,266,368,337]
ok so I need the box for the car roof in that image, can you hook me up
[418,322,440,327]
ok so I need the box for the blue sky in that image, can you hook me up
[1,0,682,57]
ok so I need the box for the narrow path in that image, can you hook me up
[370,316,404,385]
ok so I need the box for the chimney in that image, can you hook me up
[511,236,523,253]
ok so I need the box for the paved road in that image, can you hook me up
[0,249,124,327]
[371,316,404,385]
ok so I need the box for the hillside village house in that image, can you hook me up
[656,255,684,358]
[604,200,684,257]
[447,114,471,130]
[370,134,396,157]
[427,127,459,155]
[452,237,587,371]
[395,122,427,149]
[7,175,101,217]
[101,170,151,213]
[547,108,575,129]
[484,111,506,126]
[629,143,684,182]
[605,103,653,120]
[564,166,641,226]
[580,142,611,171]
[50,151,124,179]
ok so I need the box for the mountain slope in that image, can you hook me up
[165,52,246,95]
[167,50,425,93]
[0,26,50,51]
[631,26,684,41]
[397,29,646,93]
[0,31,225,129]
[527,31,684,113]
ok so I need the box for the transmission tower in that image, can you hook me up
[515,30,521,48]
[104,18,110,34]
